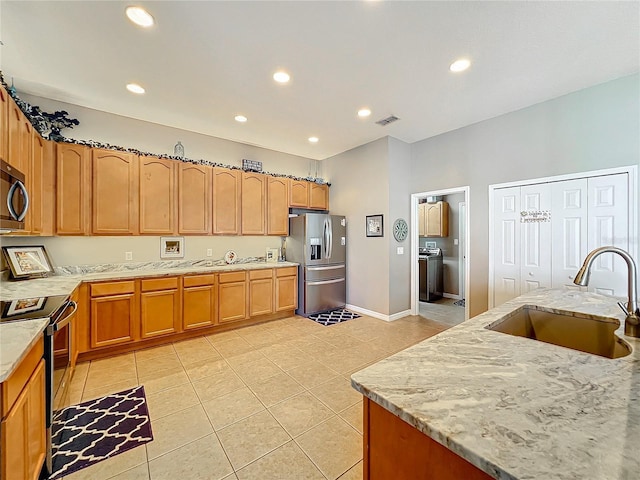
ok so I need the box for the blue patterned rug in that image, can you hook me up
[50,385,153,479]
[308,308,360,326]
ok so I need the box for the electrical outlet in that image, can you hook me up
[125,251,133,261]
[454,238,459,245]
[397,247,404,255]
[206,249,213,257]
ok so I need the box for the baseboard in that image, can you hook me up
[346,304,411,322]
[443,293,462,300]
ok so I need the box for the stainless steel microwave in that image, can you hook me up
[0,158,30,233]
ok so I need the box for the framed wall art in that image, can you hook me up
[160,237,185,259]
[1,245,54,279]
[366,214,384,237]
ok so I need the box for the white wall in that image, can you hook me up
[411,74,640,317]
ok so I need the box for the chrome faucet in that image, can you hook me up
[574,246,640,337]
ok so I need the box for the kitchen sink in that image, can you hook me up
[486,305,631,359]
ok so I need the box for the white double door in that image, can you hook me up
[493,173,629,306]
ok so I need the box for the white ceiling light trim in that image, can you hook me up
[449,58,471,72]
[273,71,291,83]
[358,108,372,118]
[308,137,319,143]
[126,83,145,94]
[125,6,155,27]
[234,115,247,123]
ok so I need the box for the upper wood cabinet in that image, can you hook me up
[92,149,139,235]
[289,179,309,207]
[178,163,212,235]
[213,167,241,235]
[241,172,266,235]
[29,134,55,236]
[309,183,329,210]
[424,201,449,237]
[56,143,91,235]
[139,156,177,235]
[267,177,289,236]
[0,86,8,161]
[7,98,31,176]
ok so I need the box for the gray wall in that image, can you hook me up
[411,74,640,317]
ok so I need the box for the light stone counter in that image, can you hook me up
[351,288,640,480]
[0,318,48,382]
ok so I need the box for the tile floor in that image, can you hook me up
[418,297,466,328]
[62,313,450,480]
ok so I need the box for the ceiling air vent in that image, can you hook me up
[375,115,400,126]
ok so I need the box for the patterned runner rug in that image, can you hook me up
[308,308,360,326]
[50,385,153,479]
[453,299,465,307]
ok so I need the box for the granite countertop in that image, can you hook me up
[351,288,640,480]
[0,259,298,382]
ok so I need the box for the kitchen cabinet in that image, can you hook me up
[308,182,329,210]
[7,97,31,176]
[183,274,216,330]
[29,134,55,236]
[275,266,297,311]
[249,269,274,316]
[419,201,449,237]
[218,271,247,322]
[241,171,266,235]
[92,148,138,235]
[89,281,138,349]
[363,398,492,480]
[56,143,91,235]
[213,167,241,235]
[289,179,309,207]
[139,155,177,235]
[1,340,46,480]
[267,176,289,235]
[140,277,181,339]
[178,162,212,235]
[0,86,8,161]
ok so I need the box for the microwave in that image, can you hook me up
[0,158,30,233]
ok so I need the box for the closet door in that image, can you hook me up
[493,187,521,306]
[586,173,628,297]
[520,184,552,294]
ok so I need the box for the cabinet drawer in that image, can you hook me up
[1,338,44,417]
[90,281,135,297]
[219,271,246,284]
[141,277,179,292]
[249,269,272,280]
[276,266,298,277]
[183,274,216,288]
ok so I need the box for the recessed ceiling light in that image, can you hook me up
[126,83,145,94]
[273,71,291,83]
[125,6,154,27]
[235,115,247,123]
[449,58,471,73]
[358,108,372,118]
[308,137,319,143]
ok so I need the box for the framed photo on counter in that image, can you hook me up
[366,214,384,237]
[1,245,53,279]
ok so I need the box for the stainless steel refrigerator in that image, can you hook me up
[287,213,346,316]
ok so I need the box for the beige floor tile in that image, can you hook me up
[339,402,363,434]
[265,349,315,371]
[146,383,200,420]
[82,379,139,402]
[89,353,136,373]
[236,441,325,480]
[296,416,362,480]
[206,329,241,345]
[213,336,256,358]
[148,434,233,480]
[248,371,304,407]
[183,356,229,381]
[145,405,213,460]
[217,410,291,470]
[109,463,150,480]
[202,387,265,430]
[231,358,282,385]
[309,376,362,413]
[173,337,222,365]
[138,368,190,395]
[83,366,137,392]
[191,367,245,402]
[135,344,176,362]
[287,362,340,389]
[323,353,371,375]
[269,392,334,437]
[223,349,266,368]
[338,460,363,480]
[324,334,366,350]
[136,353,184,378]
[63,444,147,480]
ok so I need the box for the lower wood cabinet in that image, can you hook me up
[249,269,273,317]
[218,271,247,323]
[183,274,217,330]
[140,277,181,338]
[1,340,46,480]
[90,281,138,348]
[275,267,298,311]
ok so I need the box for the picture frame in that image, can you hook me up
[3,297,46,317]
[1,245,53,279]
[160,236,185,259]
[366,214,384,237]
[265,247,279,263]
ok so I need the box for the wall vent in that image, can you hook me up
[375,115,400,126]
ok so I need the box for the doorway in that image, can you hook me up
[410,186,470,326]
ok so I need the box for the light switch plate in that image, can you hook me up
[454,239,459,245]
[397,247,404,255]
[125,252,133,261]
[341,237,346,246]
[206,249,213,257]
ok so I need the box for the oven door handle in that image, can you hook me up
[47,300,77,334]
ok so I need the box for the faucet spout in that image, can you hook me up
[574,246,640,337]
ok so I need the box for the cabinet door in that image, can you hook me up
[241,172,266,235]
[140,156,177,234]
[275,275,297,311]
[249,270,273,316]
[178,163,212,235]
[418,204,426,236]
[425,202,449,237]
[27,361,46,480]
[213,167,241,235]
[92,149,139,235]
[30,134,55,236]
[56,143,91,235]
[218,272,247,322]
[309,183,328,210]
[183,285,216,330]
[90,293,138,348]
[7,99,30,175]
[267,177,289,236]
[493,187,521,306]
[0,86,8,161]
[289,180,309,207]
[520,184,552,294]
[141,289,181,338]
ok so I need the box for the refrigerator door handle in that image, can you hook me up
[307,278,345,286]
[323,218,330,259]
[308,265,344,271]
[327,217,333,259]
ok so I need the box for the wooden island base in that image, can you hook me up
[363,398,493,480]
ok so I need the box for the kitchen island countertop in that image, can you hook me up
[351,288,640,480]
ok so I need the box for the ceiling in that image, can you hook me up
[1,1,638,161]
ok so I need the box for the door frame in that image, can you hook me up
[488,164,638,308]
[459,202,466,302]
[410,186,470,321]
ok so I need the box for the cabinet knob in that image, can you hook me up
[528,272,534,277]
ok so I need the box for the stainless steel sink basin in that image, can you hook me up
[486,305,631,359]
